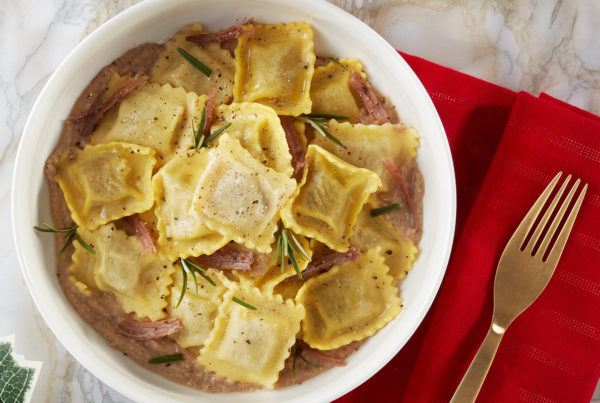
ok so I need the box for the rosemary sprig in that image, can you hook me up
[275,225,311,279]
[176,258,216,308]
[177,47,212,77]
[370,204,402,217]
[34,223,95,260]
[291,345,319,381]
[295,115,346,149]
[147,353,183,364]
[232,296,257,310]
[328,56,348,71]
[181,258,198,294]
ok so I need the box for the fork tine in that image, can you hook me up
[509,172,562,247]
[535,178,579,257]
[524,174,571,254]
[543,183,587,263]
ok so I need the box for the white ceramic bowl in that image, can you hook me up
[12,0,456,401]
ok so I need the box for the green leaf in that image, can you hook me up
[328,56,348,71]
[295,116,346,149]
[33,223,75,233]
[232,296,257,310]
[177,47,212,76]
[184,259,216,286]
[288,231,311,262]
[175,263,188,309]
[288,250,302,279]
[0,342,36,403]
[203,122,231,146]
[370,204,402,217]
[147,353,183,364]
[74,233,95,255]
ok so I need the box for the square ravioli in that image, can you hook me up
[76,224,175,322]
[280,145,381,251]
[152,149,230,260]
[212,102,293,177]
[233,22,315,116]
[92,82,189,161]
[350,203,418,282]
[168,268,229,348]
[191,134,297,253]
[54,142,156,230]
[296,247,402,350]
[310,58,367,123]
[150,22,236,105]
[311,121,420,190]
[197,286,304,388]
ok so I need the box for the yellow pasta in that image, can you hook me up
[350,203,418,281]
[212,102,293,176]
[191,134,297,253]
[55,142,156,230]
[68,239,101,296]
[296,247,402,350]
[310,58,366,122]
[152,149,230,260]
[78,224,175,321]
[197,285,304,388]
[151,22,235,105]
[280,145,381,251]
[168,269,229,348]
[233,22,315,115]
[91,82,189,162]
[311,121,420,190]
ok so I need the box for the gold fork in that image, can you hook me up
[450,172,588,403]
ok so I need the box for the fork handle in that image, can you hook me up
[449,326,504,403]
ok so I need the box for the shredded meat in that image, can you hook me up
[186,18,254,46]
[203,86,217,136]
[67,74,147,136]
[348,71,390,124]
[297,340,347,366]
[381,157,416,227]
[117,318,182,340]
[295,247,360,281]
[279,116,307,173]
[190,246,255,271]
[124,214,156,253]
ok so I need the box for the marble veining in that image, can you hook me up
[1,0,598,401]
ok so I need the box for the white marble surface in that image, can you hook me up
[2,0,599,401]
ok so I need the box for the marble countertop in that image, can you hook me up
[2,0,599,401]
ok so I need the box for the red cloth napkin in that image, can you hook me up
[336,53,600,402]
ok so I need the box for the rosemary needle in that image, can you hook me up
[275,225,311,279]
[232,296,257,310]
[34,223,95,260]
[177,47,212,77]
[295,115,346,149]
[370,204,402,217]
[147,353,183,364]
[203,122,231,146]
[328,56,348,71]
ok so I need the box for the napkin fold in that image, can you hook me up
[337,53,600,402]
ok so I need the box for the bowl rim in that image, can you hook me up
[11,0,456,401]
